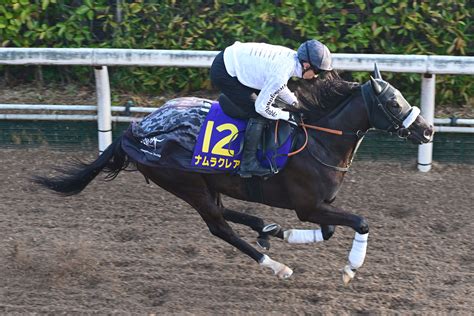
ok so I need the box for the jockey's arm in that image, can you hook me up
[277,86,298,107]
[255,79,296,121]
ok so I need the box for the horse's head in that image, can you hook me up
[363,64,434,144]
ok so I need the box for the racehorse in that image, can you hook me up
[34,65,434,285]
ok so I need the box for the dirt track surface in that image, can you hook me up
[0,148,473,314]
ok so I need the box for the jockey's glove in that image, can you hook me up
[288,112,304,126]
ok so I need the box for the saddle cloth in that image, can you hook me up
[122,97,295,175]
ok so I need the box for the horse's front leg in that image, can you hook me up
[294,203,369,285]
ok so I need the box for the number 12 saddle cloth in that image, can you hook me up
[122,97,295,175]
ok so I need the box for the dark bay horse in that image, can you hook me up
[34,65,434,284]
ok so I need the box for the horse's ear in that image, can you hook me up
[374,63,382,80]
[370,76,383,95]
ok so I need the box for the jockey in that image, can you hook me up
[210,39,333,178]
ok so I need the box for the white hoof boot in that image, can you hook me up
[342,265,355,286]
[259,254,293,279]
[276,266,293,279]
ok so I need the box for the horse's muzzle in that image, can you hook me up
[397,128,411,139]
[407,124,434,144]
[416,126,435,144]
[424,126,435,142]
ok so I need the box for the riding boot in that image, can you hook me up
[238,117,269,178]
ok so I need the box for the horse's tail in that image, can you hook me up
[33,136,129,196]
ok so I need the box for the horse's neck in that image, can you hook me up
[321,93,369,132]
[308,94,370,166]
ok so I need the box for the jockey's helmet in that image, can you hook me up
[297,40,333,72]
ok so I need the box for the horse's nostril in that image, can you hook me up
[424,128,433,139]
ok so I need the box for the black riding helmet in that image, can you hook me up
[297,39,333,73]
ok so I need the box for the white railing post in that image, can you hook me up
[417,74,436,172]
[94,66,112,153]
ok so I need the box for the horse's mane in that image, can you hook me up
[288,70,360,121]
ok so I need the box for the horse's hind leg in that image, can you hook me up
[222,208,274,250]
[139,166,293,278]
[211,193,284,250]
[211,192,281,250]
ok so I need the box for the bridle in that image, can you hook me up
[362,78,421,140]
[285,78,420,172]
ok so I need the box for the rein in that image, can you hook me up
[285,90,368,171]
[300,123,344,136]
[287,122,363,172]
[287,123,346,157]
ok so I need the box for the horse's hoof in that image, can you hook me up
[262,223,283,238]
[277,266,293,279]
[342,265,355,286]
[256,237,270,250]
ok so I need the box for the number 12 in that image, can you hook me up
[202,121,238,157]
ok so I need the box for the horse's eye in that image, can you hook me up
[389,99,399,108]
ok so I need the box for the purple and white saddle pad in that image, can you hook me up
[122,97,293,174]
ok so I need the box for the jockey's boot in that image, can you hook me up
[238,117,270,178]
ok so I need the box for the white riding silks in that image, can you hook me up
[284,229,324,244]
[223,41,302,121]
[348,232,369,270]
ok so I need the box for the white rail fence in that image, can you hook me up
[1,48,473,171]
[1,104,473,127]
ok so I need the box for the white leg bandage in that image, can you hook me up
[348,232,369,270]
[283,229,324,244]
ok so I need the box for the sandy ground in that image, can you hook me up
[0,148,473,314]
